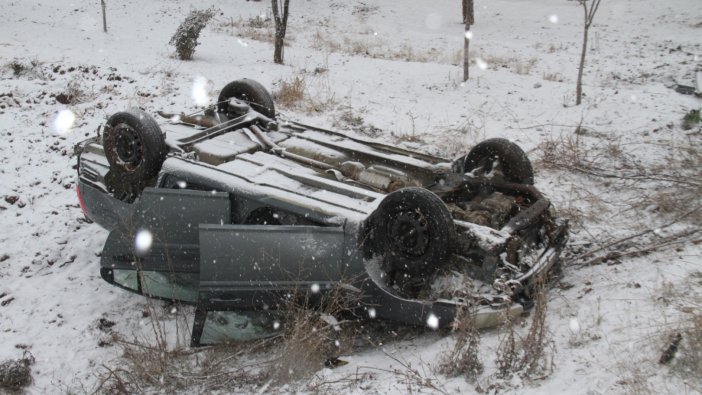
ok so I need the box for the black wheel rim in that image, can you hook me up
[112,123,143,172]
[388,209,429,257]
[470,155,497,176]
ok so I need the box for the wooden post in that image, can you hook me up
[101,0,107,33]
[463,0,474,82]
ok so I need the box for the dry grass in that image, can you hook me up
[494,276,554,381]
[4,59,47,80]
[216,15,276,44]
[664,278,702,392]
[269,283,364,386]
[332,106,382,138]
[95,339,272,394]
[542,72,564,82]
[272,75,306,108]
[438,305,484,381]
[535,128,702,228]
[272,73,336,113]
[672,313,702,391]
[482,54,538,75]
[92,282,364,392]
[616,362,656,395]
[55,77,96,105]
[311,30,454,64]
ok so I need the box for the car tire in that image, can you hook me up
[217,78,276,119]
[368,187,454,276]
[103,109,167,201]
[456,138,534,184]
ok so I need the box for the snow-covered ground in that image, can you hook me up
[0,0,700,393]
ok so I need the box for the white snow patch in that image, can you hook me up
[569,318,581,334]
[192,75,211,106]
[425,13,443,30]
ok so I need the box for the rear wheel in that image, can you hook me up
[366,188,454,276]
[456,138,534,184]
[103,109,167,201]
[217,79,276,119]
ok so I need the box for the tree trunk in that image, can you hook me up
[272,0,290,65]
[576,23,589,105]
[463,0,474,24]
[576,0,601,105]
[463,24,470,81]
[274,33,284,64]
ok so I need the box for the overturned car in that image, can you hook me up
[75,79,567,345]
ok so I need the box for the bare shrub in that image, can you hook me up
[55,77,95,105]
[9,61,25,77]
[169,8,217,60]
[0,352,34,391]
[272,286,359,385]
[682,108,701,130]
[439,305,484,381]
[5,59,46,80]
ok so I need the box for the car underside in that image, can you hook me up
[75,78,568,345]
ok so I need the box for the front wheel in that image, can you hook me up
[455,138,534,184]
[365,188,454,276]
[102,109,167,201]
[217,79,276,119]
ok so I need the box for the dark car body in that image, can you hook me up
[76,81,567,345]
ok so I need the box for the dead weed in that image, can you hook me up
[438,305,484,381]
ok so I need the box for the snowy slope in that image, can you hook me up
[0,0,700,393]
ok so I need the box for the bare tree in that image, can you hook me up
[462,0,475,81]
[576,0,602,105]
[271,0,291,65]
